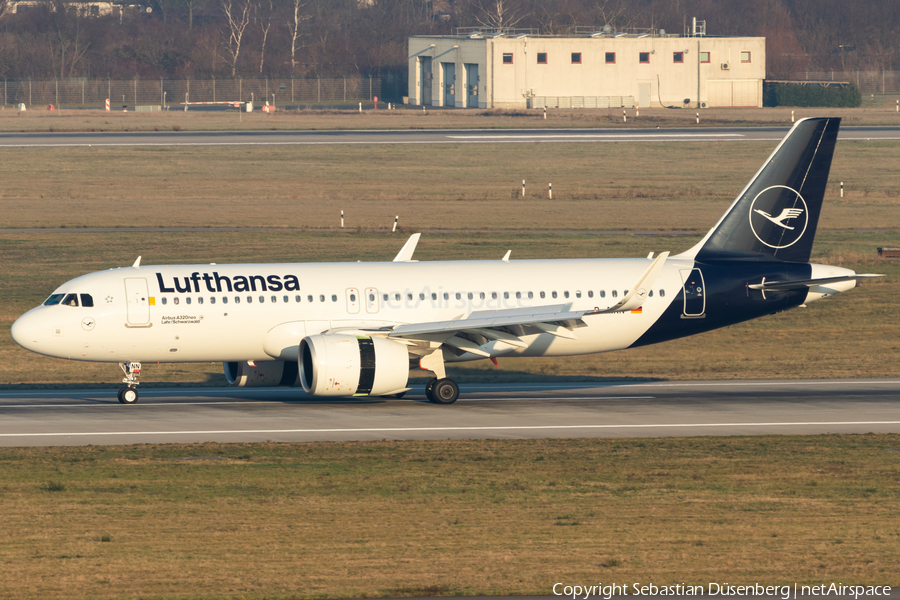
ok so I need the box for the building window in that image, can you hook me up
[571,52,581,64]
[537,52,547,64]
[741,51,751,63]
[700,51,710,63]
[502,53,513,64]
[673,51,684,63]
[639,52,650,64]
[605,52,616,64]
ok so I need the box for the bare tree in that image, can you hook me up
[258,16,270,73]
[221,0,251,76]
[287,0,310,73]
[0,0,10,24]
[473,0,526,29]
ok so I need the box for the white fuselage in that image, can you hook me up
[12,257,696,364]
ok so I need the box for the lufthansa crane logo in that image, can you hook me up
[748,185,809,249]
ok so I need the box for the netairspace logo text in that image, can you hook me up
[552,583,892,600]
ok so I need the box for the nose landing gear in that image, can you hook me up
[117,362,141,404]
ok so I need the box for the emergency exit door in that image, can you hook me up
[680,269,706,318]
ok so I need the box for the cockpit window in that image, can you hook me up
[44,294,65,306]
[62,293,79,307]
[80,294,94,307]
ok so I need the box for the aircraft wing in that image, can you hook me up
[748,273,883,291]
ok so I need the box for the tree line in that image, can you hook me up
[0,0,895,81]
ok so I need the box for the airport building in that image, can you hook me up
[408,25,766,109]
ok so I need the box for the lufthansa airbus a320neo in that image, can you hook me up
[11,118,881,404]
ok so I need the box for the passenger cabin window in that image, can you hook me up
[443,293,449,300]
[234,297,241,304]
[320,295,325,302]
[331,295,337,302]
[309,295,314,302]
[660,289,666,297]
[174,297,180,305]
[198,297,204,304]
[432,293,437,300]
[80,294,94,307]
[350,294,356,302]
[210,297,216,304]
[161,298,167,305]
[296,295,301,302]
[528,291,533,299]
[575,291,581,298]
[455,293,461,300]
[600,291,606,298]
[564,291,570,298]
[551,291,557,299]
[186,297,192,305]
[612,290,618,298]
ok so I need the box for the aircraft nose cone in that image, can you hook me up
[11,310,42,352]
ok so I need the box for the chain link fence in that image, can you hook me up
[1,77,381,108]
[787,70,900,95]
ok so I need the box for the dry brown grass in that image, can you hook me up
[1,142,899,231]
[2,105,900,133]
[0,436,897,599]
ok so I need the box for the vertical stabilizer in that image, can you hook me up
[684,117,840,263]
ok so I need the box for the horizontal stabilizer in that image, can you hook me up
[748,273,883,291]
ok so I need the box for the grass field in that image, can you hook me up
[1,230,896,387]
[1,436,898,599]
[2,105,900,133]
[1,142,899,231]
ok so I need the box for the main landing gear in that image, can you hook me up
[425,377,460,405]
[117,362,141,404]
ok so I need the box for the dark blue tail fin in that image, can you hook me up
[689,117,840,263]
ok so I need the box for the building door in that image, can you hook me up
[124,278,150,326]
[638,82,651,108]
[465,63,479,107]
[442,62,456,107]
[680,269,706,318]
[419,57,432,105]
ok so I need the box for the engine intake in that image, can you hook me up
[224,360,298,387]
[299,334,409,397]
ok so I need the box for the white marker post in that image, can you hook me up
[840,182,844,198]
[896,99,899,112]
[392,216,398,233]
[623,110,626,123]
[341,210,344,228]
[696,112,700,124]
[548,183,552,199]
[522,180,526,198]
[791,110,795,123]
[543,106,546,120]
[359,102,362,112]
[105,98,110,112]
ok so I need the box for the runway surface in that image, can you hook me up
[1,379,897,446]
[1,126,899,147]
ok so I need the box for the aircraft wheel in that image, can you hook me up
[425,378,438,402]
[120,387,139,404]
[430,379,459,405]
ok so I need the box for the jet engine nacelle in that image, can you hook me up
[299,334,410,397]
[224,360,299,387]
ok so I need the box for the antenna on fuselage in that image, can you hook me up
[501,250,511,262]
[132,256,142,268]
